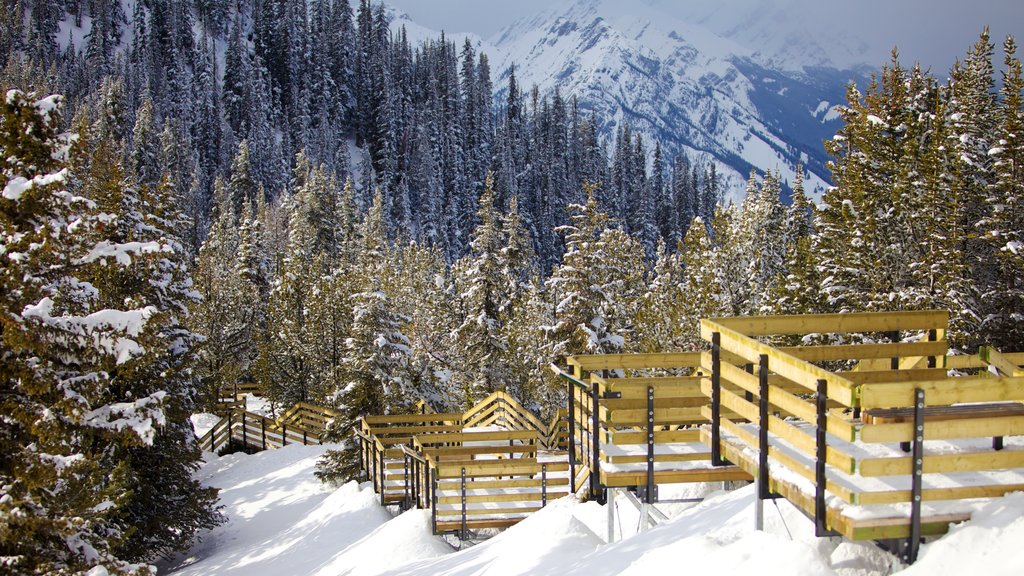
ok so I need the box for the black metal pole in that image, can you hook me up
[568,375,576,491]
[461,467,468,540]
[815,378,832,537]
[711,332,724,466]
[430,467,437,535]
[758,355,771,501]
[541,463,548,506]
[906,388,925,564]
[591,382,603,503]
[646,385,655,504]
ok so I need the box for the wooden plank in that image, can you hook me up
[707,310,949,337]
[944,353,1024,371]
[436,477,569,491]
[609,429,701,445]
[841,368,950,385]
[600,467,751,487]
[856,483,1024,506]
[436,492,569,505]
[982,347,1024,377]
[863,403,1024,424]
[363,413,463,425]
[606,407,709,426]
[604,451,711,465]
[413,430,537,444]
[434,519,526,531]
[699,321,856,406]
[782,341,949,363]
[422,446,536,458]
[435,506,543,518]
[859,449,1024,476]
[860,415,1024,443]
[433,461,569,478]
[859,376,1024,409]
[367,424,464,435]
[567,352,702,371]
[602,396,708,411]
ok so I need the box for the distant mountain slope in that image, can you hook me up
[482,0,870,201]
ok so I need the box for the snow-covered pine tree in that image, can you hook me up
[1,90,216,574]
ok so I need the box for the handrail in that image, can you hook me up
[549,363,590,390]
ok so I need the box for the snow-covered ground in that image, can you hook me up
[162,443,1024,575]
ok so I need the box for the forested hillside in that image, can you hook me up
[1,2,1023,574]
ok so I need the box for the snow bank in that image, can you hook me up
[170,441,1024,576]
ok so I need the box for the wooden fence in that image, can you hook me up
[356,391,569,536]
[197,403,341,453]
[700,310,1024,564]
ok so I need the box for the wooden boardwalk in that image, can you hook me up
[197,402,340,452]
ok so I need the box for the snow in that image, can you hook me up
[167,436,1024,576]
[77,240,172,266]
[191,413,222,439]
[2,168,69,201]
[21,298,157,364]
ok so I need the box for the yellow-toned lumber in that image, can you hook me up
[860,415,1024,443]
[781,341,949,363]
[603,451,711,465]
[601,396,708,411]
[841,368,949,385]
[433,461,569,478]
[363,413,463,425]
[855,483,1024,506]
[366,424,463,435]
[434,519,526,531]
[606,406,708,425]
[413,430,537,444]
[609,429,701,445]
[859,376,1024,409]
[436,477,569,491]
[859,449,1024,477]
[944,353,1024,371]
[862,403,1024,424]
[699,320,856,406]
[600,466,751,487]
[567,352,703,371]
[707,382,856,474]
[435,506,543,518]
[422,445,536,458]
[708,310,949,337]
[981,347,1024,377]
[436,491,570,505]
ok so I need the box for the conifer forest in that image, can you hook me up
[0,1,1022,574]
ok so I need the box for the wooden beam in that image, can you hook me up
[609,429,701,445]
[981,346,1024,377]
[566,352,702,371]
[707,310,949,337]
[859,376,1024,409]
[841,368,949,385]
[782,341,949,363]
[363,413,463,425]
[860,415,1024,443]
[859,449,1024,477]
[697,324,857,406]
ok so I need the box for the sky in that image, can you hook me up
[386,0,1024,73]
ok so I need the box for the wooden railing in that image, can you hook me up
[700,310,1024,564]
[197,402,341,453]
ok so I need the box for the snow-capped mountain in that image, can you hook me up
[484,0,873,202]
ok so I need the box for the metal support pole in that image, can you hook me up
[403,454,410,510]
[241,412,248,448]
[640,502,650,532]
[282,423,287,447]
[460,467,468,541]
[927,329,937,369]
[815,378,833,537]
[645,385,656,504]
[906,388,925,564]
[889,331,901,370]
[541,463,548,506]
[744,363,755,402]
[591,382,603,503]
[758,355,771,501]
[607,487,616,543]
[568,375,576,491]
[994,436,1005,451]
[711,332,724,466]
[430,468,438,535]
[261,418,266,450]
[379,446,386,506]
